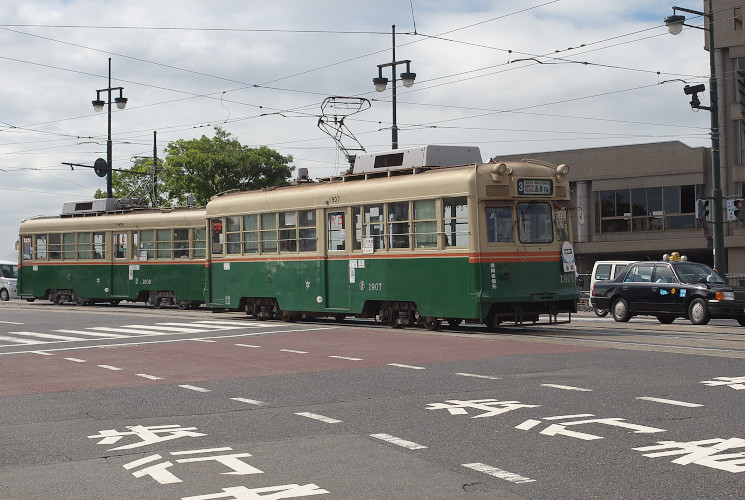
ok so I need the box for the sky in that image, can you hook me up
[0,0,714,261]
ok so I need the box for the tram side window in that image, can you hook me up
[443,197,468,247]
[414,200,437,248]
[225,216,242,255]
[48,233,61,260]
[279,211,297,253]
[555,208,570,242]
[328,212,345,251]
[35,234,47,260]
[299,210,317,252]
[156,229,171,259]
[139,230,154,260]
[22,236,32,260]
[93,232,105,259]
[243,215,258,254]
[193,228,206,258]
[63,233,76,259]
[517,202,553,244]
[113,233,127,259]
[210,219,223,255]
[363,204,385,250]
[173,229,189,258]
[486,207,514,243]
[261,213,278,253]
[388,202,410,249]
[77,232,91,259]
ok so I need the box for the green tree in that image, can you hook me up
[162,127,294,206]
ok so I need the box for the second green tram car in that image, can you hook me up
[18,207,207,308]
[204,159,579,329]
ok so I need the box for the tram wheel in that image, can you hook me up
[52,293,64,305]
[423,317,441,331]
[109,300,121,306]
[446,318,463,328]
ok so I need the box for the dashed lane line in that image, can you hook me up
[329,355,362,361]
[64,357,87,363]
[541,383,593,392]
[462,462,536,484]
[136,373,163,380]
[456,372,500,380]
[230,397,266,406]
[179,384,210,392]
[280,349,308,354]
[295,412,342,424]
[370,433,427,450]
[388,363,425,370]
[636,396,703,407]
[98,365,122,371]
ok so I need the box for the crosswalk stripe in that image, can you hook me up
[55,329,127,338]
[87,327,183,336]
[0,335,42,345]
[8,331,82,341]
[122,324,208,333]
[157,322,248,330]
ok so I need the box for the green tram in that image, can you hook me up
[205,158,579,329]
[18,204,207,308]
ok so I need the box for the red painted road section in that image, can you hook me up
[0,327,602,396]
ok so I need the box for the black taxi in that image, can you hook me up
[591,254,745,325]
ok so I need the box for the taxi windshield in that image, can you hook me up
[674,262,725,284]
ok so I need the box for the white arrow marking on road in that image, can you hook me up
[636,396,703,407]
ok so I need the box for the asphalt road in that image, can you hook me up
[1,301,744,499]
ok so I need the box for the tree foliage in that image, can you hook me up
[162,127,294,206]
[94,127,294,207]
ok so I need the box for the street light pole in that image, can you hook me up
[92,58,127,199]
[373,25,416,150]
[665,0,724,271]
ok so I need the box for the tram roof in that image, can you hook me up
[20,207,206,232]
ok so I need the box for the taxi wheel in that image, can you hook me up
[737,318,745,327]
[688,298,710,325]
[611,298,631,322]
[657,315,675,324]
[0,288,8,301]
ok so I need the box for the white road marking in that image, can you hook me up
[462,462,536,484]
[98,365,122,371]
[179,384,210,392]
[280,349,308,354]
[0,320,24,325]
[636,396,703,407]
[64,357,87,363]
[8,331,83,341]
[230,397,266,405]
[0,336,42,345]
[295,412,342,423]
[370,433,427,450]
[541,383,593,392]
[55,329,127,338]
[192,339,216,343]
[456,372,501,380]
[157,322,248,331]
[123,324,209,333]
[136,373,163,380]
[329,355,362,361]
[89,326,182,336]
[31,351,53,356]
[235,344,261,348]
[388,363,425,370]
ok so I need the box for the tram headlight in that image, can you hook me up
[556,164,569,177]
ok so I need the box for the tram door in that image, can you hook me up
[111,232,129,297]
[324,210,350,310]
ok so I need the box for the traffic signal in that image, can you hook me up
[695,198,710,223]
[735,199,745,222]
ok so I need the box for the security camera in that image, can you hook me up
[684,84,706,95]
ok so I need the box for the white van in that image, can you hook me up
[589,260,635,316]
[0,260,19,301]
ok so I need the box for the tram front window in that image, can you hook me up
[517,202,553,243]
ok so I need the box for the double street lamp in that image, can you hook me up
[92,57,128,199]
[664,1,724,271]
[373,25,416,150]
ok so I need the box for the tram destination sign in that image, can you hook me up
[517,178,553,196]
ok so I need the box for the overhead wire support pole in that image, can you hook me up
[373,25,416,150]
[91,57,127,199]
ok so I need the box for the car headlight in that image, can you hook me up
[716,291,735,301]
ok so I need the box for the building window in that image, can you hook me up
[736,7,743,30]
[595,185,697,233]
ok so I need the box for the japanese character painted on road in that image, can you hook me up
[181,483,329,500]
[515,414,666,441]
[123,447,263,485]
[88,424,206,451]
[701,376,745,390]
[426,399,539,418]
[634,437,745,473]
